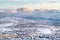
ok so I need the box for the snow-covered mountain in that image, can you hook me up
[0,9,60,28]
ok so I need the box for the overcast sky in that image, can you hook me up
[0,0,60,9]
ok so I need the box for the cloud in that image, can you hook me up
[22,3,60,9]
[8,0,21,1]
[7,0,29,2]
[46,1,57,3]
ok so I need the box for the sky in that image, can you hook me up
[0,0,60,9]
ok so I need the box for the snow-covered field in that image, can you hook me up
[0,9,60,40]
